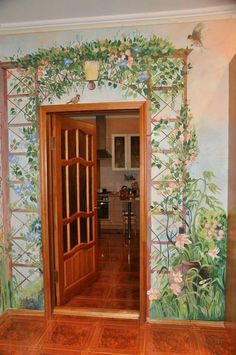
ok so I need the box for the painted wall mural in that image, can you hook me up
[0,33,227,319]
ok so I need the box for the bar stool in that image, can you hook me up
[122,211,137,236]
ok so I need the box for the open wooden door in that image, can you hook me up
[51,114,97,306]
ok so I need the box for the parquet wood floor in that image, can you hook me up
[64,231,140,311]
[0,315,234,354]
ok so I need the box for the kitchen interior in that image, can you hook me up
[64,109,140,312]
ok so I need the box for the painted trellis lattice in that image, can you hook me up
[0,36,226,319]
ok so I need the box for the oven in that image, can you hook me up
[97,193,110,219]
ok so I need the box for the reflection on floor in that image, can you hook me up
[0,315,234,354]
[64,230,140,310]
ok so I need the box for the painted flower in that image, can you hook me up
[174,158,181,165]
[175,233,192,249]
[131,45,142,56]
[29,133,38,144]
[169,182,178,188]
[127,56,134,68]
[13,185,21,195]
[63,58,73,67]
[207,247,220,260]
[205,223,211,229]
[169,270,183,283]
[217,230,224,241]
[147,288,159,303]
[117,59,128,68]
[23,181,33,190]
[170,282,182,296]
[139,71,149,83]
[8,155,19,164]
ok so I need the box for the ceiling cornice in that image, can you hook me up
[0,5,235,36]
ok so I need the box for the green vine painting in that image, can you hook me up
[0,35,226,319]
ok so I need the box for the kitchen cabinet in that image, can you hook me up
[112,134,139,171]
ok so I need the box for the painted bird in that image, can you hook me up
[67,94,81,104]
[187,23,204,47]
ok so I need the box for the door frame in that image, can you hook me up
[39,101,150,321]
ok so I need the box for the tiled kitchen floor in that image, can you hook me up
[0,315,234,354]
[64,231,140,311]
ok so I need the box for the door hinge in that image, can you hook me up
[50,136,56,150]
[54,270,59,283]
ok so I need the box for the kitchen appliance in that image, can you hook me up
[96,115,112,159]
[97,192,110,219]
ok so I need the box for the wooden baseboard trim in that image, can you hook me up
[6,309,45,318]
[0,310,8,325]
[146,318,225,327]
[53,307,140,320]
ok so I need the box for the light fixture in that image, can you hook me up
[84,60,100,90]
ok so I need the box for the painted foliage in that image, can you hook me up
[0,35,226,319]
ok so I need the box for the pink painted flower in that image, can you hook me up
[169,182,178,188]
[207,247,220,260]
[147,288,159,303]
[174,158,181,165]
[217,235,224,241]
[127,56,133,68]
[205,223,211,229]
[217,230,224,241]
[125,49,131,56]
[213,223,218,229]
[175,234,192,249]
[170,282,182,296]
[170,270,183,283]
[186,133,192,141]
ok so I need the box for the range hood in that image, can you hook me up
[96,115,112,159]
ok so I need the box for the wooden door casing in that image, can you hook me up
[52,114,97,305]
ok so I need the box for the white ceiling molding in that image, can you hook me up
[0,5,236,36]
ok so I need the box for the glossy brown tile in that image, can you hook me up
[0,317,46,347]
[146,324,198,354]
[39,321,95,351]
[199,328,235,355]
[91,323,144,354]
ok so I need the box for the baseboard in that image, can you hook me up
[146,318,225,327]
[6,308,45,318]
[225,321,236,346]
[54,306,139,320]
[0,310,9,325]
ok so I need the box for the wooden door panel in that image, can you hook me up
[52,114,97,305]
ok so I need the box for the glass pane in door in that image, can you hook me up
[68,129,76,159]
[79,165,87,211]
[114,136,125,168]
[80,218,87,243]
[70,218,78,249]
[130,136,140,168]
[79,130,86,159]
[69,164,77,216]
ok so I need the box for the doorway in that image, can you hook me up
[40,102,148,320]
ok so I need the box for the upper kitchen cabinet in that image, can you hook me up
[112,134,139,171]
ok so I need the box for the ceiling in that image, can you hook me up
[0,0,235,23]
